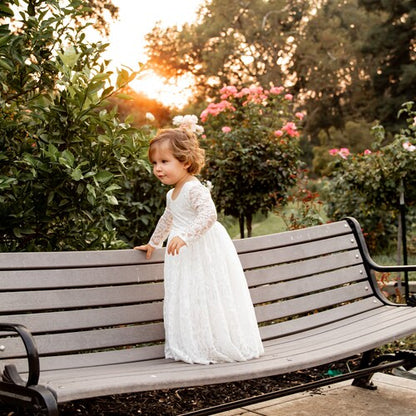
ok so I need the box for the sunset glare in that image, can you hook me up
[106,0,205,108]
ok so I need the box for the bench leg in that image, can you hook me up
[0,381,58,416]
[352,350,378,390]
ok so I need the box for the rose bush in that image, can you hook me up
[325,101,416,251]
[200,85,303,237]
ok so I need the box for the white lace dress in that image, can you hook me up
[149,180,264,364]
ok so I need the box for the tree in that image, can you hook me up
[200,85,302,238]
[0,0,163,251]
[291,0,380,141]
[358,0,416,132]
[144,0,315,99]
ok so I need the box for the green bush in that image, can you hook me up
[325,102,416,252]
[0,0,163,251]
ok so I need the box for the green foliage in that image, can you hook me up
[0,0,163,251]
[200,85,302,238]
[312,119,376,176]
[275,171,326,230]
[325,102,416,251]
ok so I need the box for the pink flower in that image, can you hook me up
[222,126,232,133]
[281,122,299,137]
[274,130,283,137]
[295,112,304,120]
[269,86,284,95]
[338,148,350,159]
[200,101,236,122]
[220,85,238,100]
[364,149,372,155]
[284,93,293,101]
[329,147,350,158]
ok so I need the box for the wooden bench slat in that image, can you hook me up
[259,297,384,340]
[264,308,416,357]
[0,263,164,290]
[245,250,363,286]
[249,264,368,304]
[0,249,165,270]
[1,322,165,358]
[0,302,163,334]
[255,281,372,323]
[0,283,164,313]
[239,235,360,269]
[232,220,351,253]
[1,344,166,374]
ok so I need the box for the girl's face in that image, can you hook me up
[151,142,190,186]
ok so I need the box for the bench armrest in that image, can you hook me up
[345,217,416,272]
[0,323,40,386]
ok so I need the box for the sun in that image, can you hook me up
[129,70,195,109]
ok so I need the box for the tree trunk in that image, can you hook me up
[246,213,253,238]
[239,215,245,239]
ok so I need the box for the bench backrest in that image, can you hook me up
[0,219,383,372]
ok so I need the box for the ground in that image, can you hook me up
[0,358,361,416]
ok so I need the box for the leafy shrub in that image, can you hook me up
[200,85,303,238]
[325,102,416,252]
[0,0,163,251]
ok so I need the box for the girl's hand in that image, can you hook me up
[167,236,186,256]
[134,244,155,260]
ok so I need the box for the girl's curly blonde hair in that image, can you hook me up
[148,128,205,175]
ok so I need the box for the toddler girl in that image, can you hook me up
[135,127,264,364]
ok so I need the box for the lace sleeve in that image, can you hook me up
[178,183,217,245]
[149,207,173,248]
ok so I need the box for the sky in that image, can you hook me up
[103,0,205,107]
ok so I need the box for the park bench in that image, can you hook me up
[0,216,415,416]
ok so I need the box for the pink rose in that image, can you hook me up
[222,126,232,133]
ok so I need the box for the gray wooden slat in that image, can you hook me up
[0,248,165,270]
[0,263,164,290]
[0,282,164,313]
[259,297,384,340]
[249,264,368,304]
[1,344,166,375]
[0,302,163,333]
[264,307,416,355]
[0,322,165,359]
[254,281,372,323]
[233,220,351,253]
[246,250,363,287]
[239,235,360,269]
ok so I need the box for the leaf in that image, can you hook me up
[95,171,113,183]
[105,184,121,192]
[71,168,83,181]
[106,194,119,205]
[61,150,75,167]
[0,5,13,17]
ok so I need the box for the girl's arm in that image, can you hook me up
[178,184,217,246]
[134,207,173,259]
[149,207,173,248]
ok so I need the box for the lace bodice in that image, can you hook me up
[149,180,217,248]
